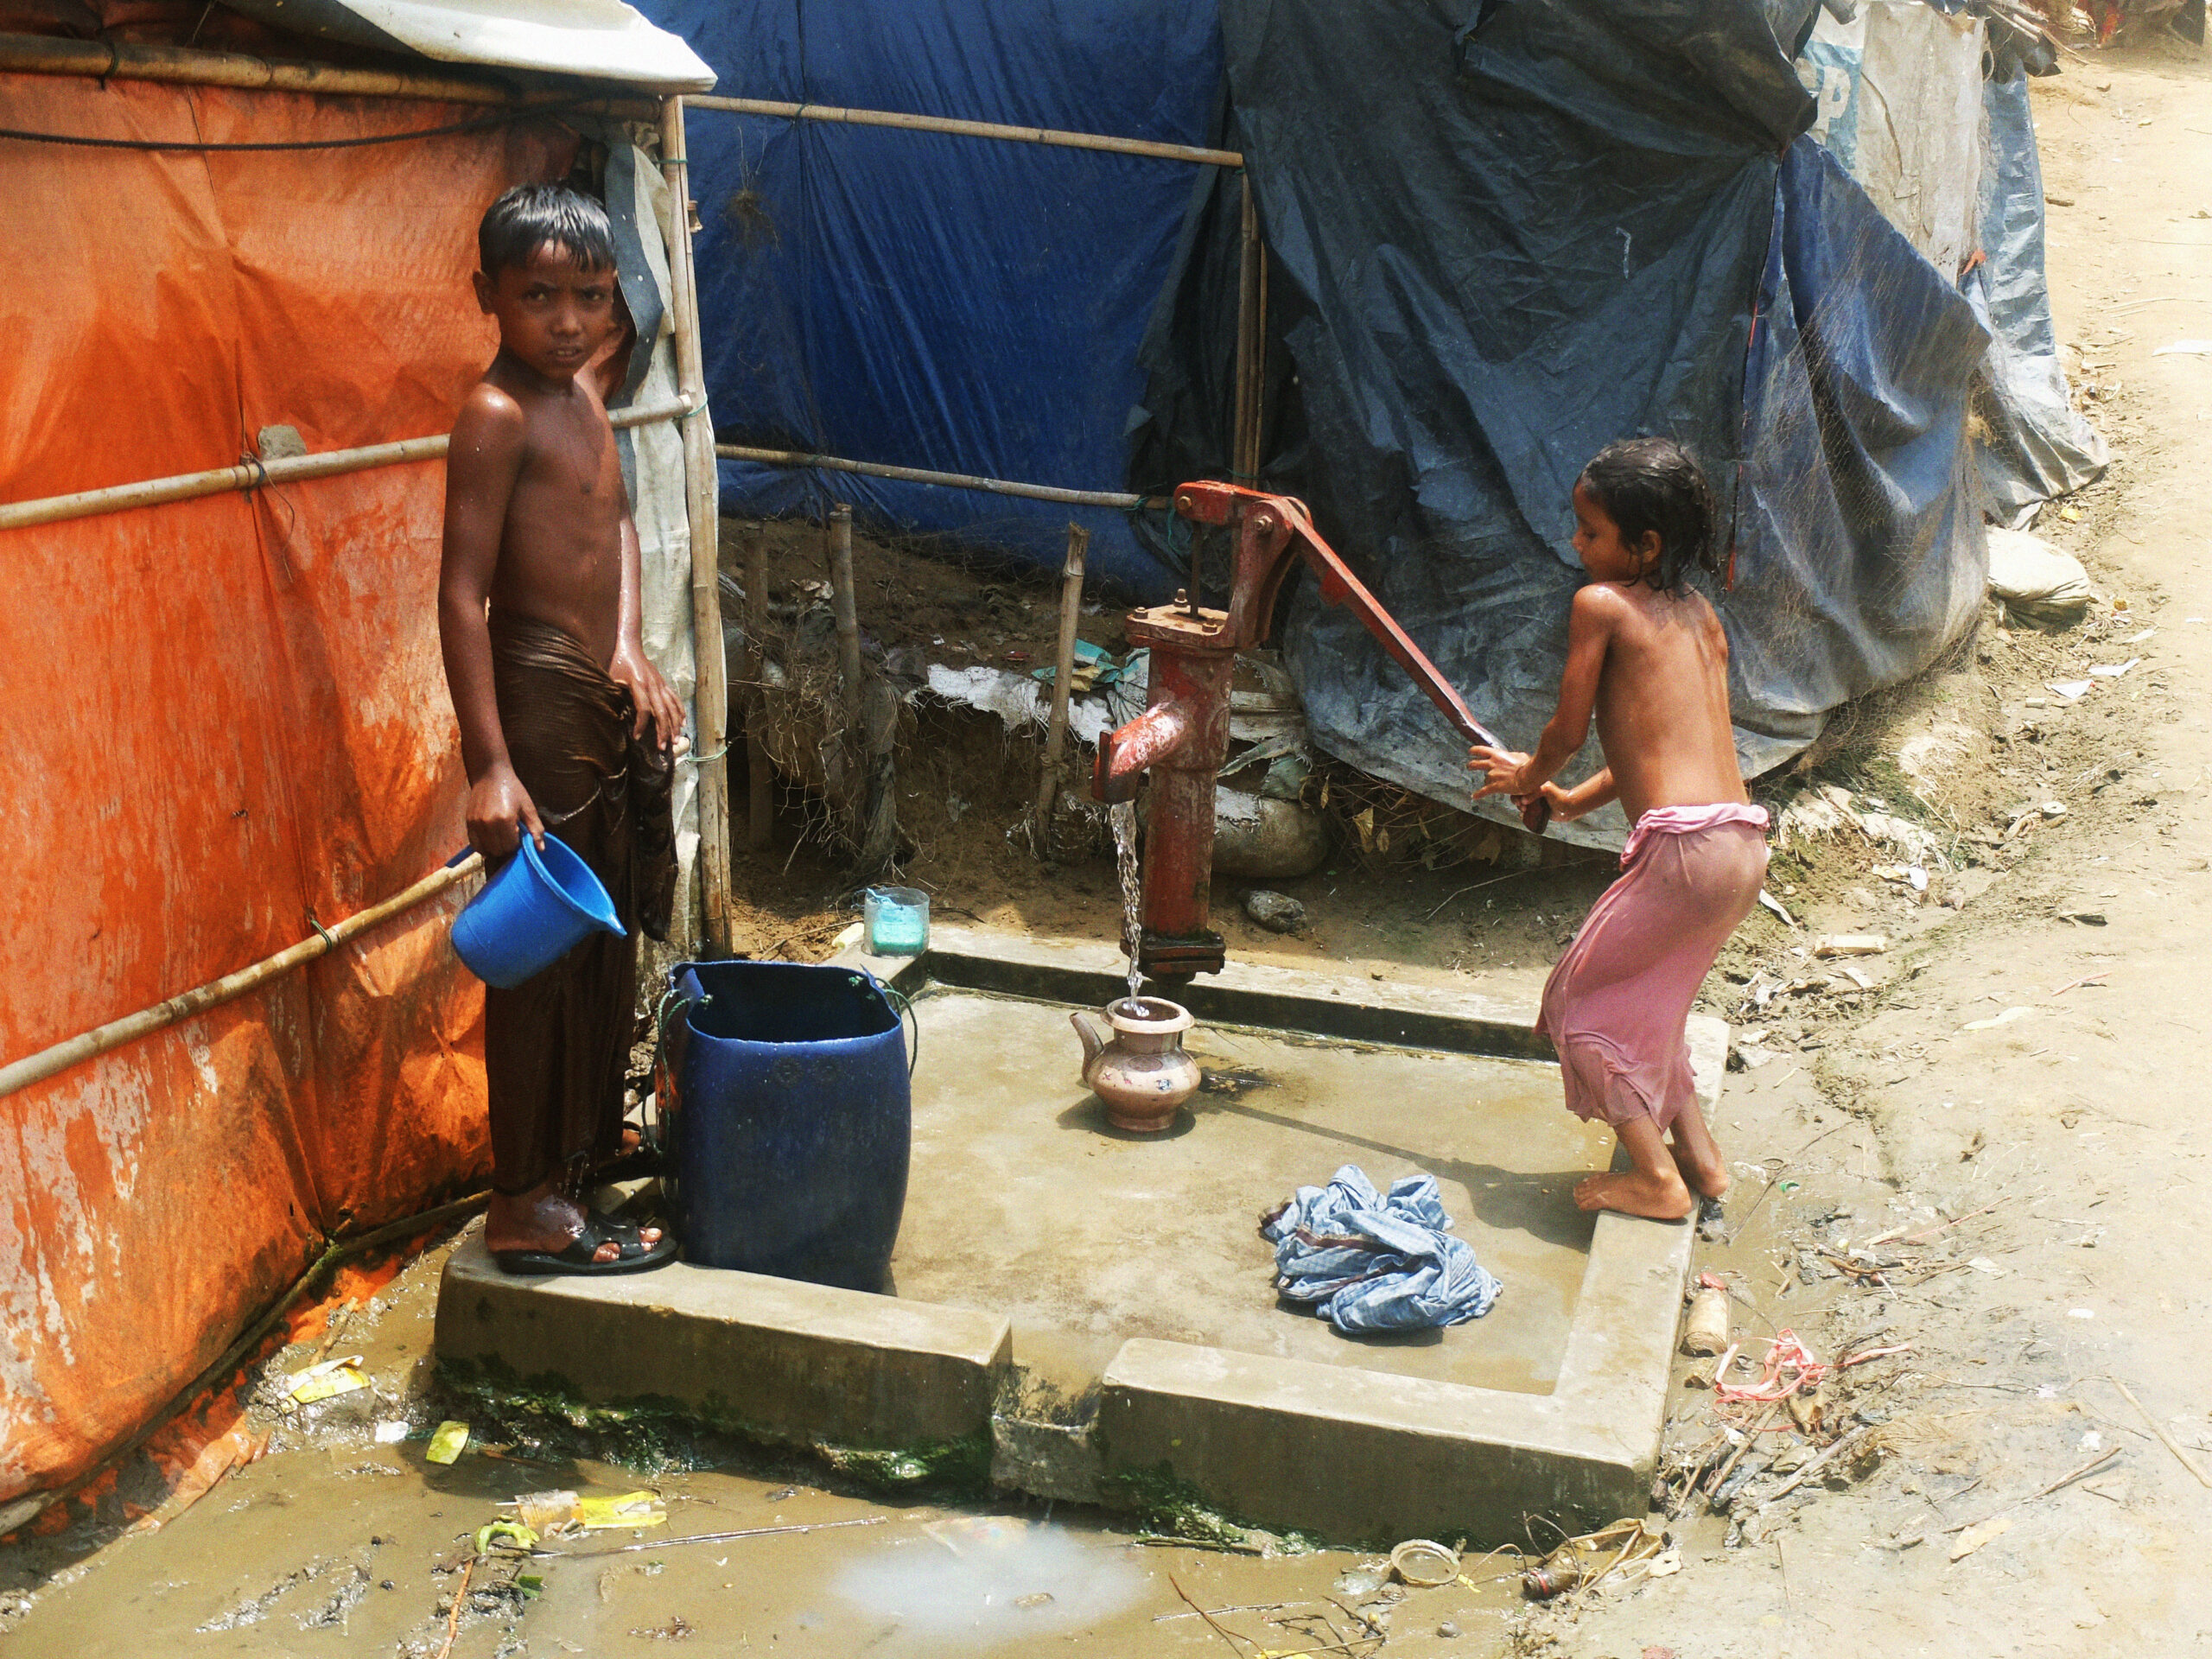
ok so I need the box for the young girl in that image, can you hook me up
[1469,438,1767,1221]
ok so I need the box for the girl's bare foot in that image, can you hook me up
[1573,1168,1695,1219]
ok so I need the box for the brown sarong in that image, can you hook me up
[482,610,677,1195]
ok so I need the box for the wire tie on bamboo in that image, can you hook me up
[306,913,338,950]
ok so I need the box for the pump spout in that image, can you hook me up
[1094,698,1194,804]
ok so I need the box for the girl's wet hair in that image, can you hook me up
[1576,436,1719,595]
[478,183,616,277]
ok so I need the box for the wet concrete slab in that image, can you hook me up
[435,927,1722,1541]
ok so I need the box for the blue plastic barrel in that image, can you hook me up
[451,834,625,988]
[666,959,912,1291]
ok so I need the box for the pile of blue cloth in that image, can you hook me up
[1261,1165,1503,1335]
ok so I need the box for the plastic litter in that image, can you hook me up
[1261,1165,1502,1334]
[577,1491,667,1530]
[284,1356,369,1408]
[862,887,930,956]
[1813,934,1886,958]
[424,1421,469,1465]
[1681,1280,1732,1357]
[1389,1539,1461,1587]
[475,1519,540,1555]
[512,1490,582,1531]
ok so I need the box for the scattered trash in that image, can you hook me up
[1986,527,2094,624]
[373,1421,410,1445]
[2056,910,2107,925]
[1757,889,1798,927]
[2068,1308,2095,1320]
[1967,1257,2005,1276]
[1520,1518,1669,1600]
[2152,339,2212,354]
[1813,934,1886,958]
[475,1519,540,1555]
[1332,1567,1389,1598]
[284,1356,370,1408]
[2087,659,2139,678]
[1243,890,1307,934]
[129,1421,270,1535]
[1681,1280,1732,1357]
[2046,680,2094,702]
[1961,1007,2032,1032]
[1948,1514,2012,1562]
[1262,1165,1503,1333]
[1389,1538,1460,1587]
[512,1491,582,1531]
[577,1491,667,1530]
[424,1421,470,1465]
[1438,1620,1462,1638]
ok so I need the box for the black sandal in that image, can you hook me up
[493,1211,677,1276]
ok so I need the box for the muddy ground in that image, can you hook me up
[6,37,2212,1659]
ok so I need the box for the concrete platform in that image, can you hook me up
[435,927,1720,1541]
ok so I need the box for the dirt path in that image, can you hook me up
[1536,42,2212,1659]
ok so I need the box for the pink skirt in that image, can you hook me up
[1539,804,1769,1133]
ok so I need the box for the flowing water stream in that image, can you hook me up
[1108,800,1143,1008]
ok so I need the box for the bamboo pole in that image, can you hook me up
[658,96,734,957]
[0,855,483,1103]
[741,522,774,851]
[0,29,645,109]
[0,397,693,534]
[687,93,1242,169]
[1036,524,1090,819]
[828,504,862,732]
[715,442,1159,511]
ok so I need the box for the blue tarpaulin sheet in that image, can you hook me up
[643,0,2009,828]
[1134,0,1991,833]
[632,0,1219,594]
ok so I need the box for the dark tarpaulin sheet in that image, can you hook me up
[1731,138,1992,773]
[1969,66,2107,529]
[1135,0,1988,843]
[631,0,1217,594]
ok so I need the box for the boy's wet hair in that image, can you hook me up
[1576,436,1719,595]
[478,183,616,277]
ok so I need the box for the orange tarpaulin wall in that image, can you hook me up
[0,72,575,1504]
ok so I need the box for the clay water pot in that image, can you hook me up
[1070,996,1201,1133]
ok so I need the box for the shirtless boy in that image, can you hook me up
[440,184,686,1273]
[1469,438,1768,1222]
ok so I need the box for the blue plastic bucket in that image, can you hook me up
[451,834,625,988]
[664,959,912,1290]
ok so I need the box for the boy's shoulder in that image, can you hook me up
[453,375,531,442]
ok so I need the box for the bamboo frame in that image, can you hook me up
[1036,523,1090,818]
[0,855,483,1102]
[688,93,1242,169]
[658,97,736,955]
[0,397,694,533]
[715,442,1160,511]
[741,522,774,850]
[0,29,648,110]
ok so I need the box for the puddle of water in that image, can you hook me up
[831,1516,1146,1651]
